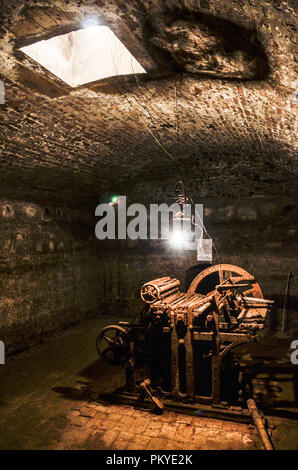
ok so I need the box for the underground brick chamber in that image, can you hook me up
[0,0,297,451]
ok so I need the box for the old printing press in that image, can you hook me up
[97,264,273,420]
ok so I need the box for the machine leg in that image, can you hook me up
[185,327,195,400]
[171,326,180,398]
[212,355,222,402]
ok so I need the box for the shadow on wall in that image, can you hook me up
[185,263,215,293]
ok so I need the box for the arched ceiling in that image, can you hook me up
[0,0,297,207]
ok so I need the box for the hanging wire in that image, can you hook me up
[174,72,180,142]
[109,49,222,263]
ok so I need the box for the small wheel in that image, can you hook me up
[140,284,160,304]
[96,325,130,365]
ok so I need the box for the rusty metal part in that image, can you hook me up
[247,399,274,450]
[139,378,164,411]
[140,277,180,303]
[107,390,252,423]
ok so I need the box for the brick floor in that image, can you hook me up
[50,401,260,450]
[0,318,296,450]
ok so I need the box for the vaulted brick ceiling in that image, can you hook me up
[0,0,297,208]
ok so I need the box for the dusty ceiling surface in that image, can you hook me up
[0,0,297,208]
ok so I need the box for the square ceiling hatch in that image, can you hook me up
[20,25,146,87]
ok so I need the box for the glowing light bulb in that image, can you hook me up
[169,230,188,249]
[81,16,100,29]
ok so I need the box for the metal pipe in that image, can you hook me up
[194,301,211,315]
[247,399,274,450]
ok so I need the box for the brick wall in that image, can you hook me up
[0,199,101,354]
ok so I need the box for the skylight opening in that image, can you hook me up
[20,25,146,88]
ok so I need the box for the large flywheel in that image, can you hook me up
[188,264,267,323]
[188,263,264,298]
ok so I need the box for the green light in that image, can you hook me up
[111,195,118,204]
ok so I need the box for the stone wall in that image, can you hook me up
[0,199,101,354]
